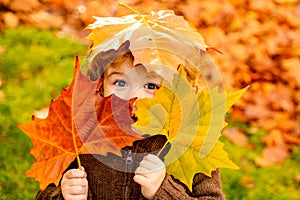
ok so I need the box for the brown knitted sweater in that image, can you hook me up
[36,135,225,200]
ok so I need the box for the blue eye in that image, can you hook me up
[115,80,128,87]
[145,83,160,90]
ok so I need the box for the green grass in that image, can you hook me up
[0,27,300,199]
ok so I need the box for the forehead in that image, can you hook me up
[105,60,133,76]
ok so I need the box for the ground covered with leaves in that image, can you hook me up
[1,0,300,199]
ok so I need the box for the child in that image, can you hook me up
[35,41,225,200]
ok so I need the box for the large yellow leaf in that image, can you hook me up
[133,65,247,190]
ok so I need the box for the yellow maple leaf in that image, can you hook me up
[133,65,247,190]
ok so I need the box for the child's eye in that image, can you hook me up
[114,80,128,87]
[145,83,160,90]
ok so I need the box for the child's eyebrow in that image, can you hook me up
[106,71,125,79]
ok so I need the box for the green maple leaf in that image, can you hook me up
[133,65,247,190]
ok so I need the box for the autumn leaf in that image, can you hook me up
[86,8,207,51]
[18,57,142,189]
[85,8,224,89]
[72,61,143,155]
[133,65,247,190]
[74,91,143,155]
[17,57,84,190]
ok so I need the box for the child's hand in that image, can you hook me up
[134,154,166,199]
[61,167,88,200]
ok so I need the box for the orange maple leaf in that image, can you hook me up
[18,57,142,190]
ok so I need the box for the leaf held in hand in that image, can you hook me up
[18,57,142,189]
[133,65,247,190]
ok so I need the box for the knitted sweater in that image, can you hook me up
[36,135,225,200]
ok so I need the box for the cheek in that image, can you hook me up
[104,84,132,99]
[114,89,131,99]
[144,89,155,98]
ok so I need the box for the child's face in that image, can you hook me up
[102,63,163,100]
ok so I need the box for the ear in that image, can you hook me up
[95,78,104,96]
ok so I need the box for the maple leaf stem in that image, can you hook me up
[118,1,143,20]
[72,56,82,170]
[157,140,171,158]
[72,118,82,170]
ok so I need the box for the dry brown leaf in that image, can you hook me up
[2,12,19,28]
[262,129,285,146]
[9,0,41,12]
[223,127,249,147]
[282,58,300,86]
[255,145,290,167]
[240,175,255,189]
[295,174,300,183]
[28,11,64,29]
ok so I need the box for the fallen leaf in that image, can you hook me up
[2,12,19,28]
[28,10,64,29]
[240,175,255,189]
[0,91,5,102]
[223,127,249,147]
[262,129,285,146]
[9,0,41,12]
[255,145,290,167]
[295,174,300,183]
[282,57,300,86]
[0,46,5,55]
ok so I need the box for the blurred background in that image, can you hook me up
[0,0,300,199]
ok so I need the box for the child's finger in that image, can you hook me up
[66,185,87,195]
[135,166,148,175]
[139,159,158,171]
[140,154,165,171]
[64,169,86,179]
[144,154,163,164]
[62,178,88,200]
[64,177,88,186]
[133,174,148,185]
[64,194,87,200]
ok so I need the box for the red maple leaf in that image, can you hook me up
[18,57,143,189]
